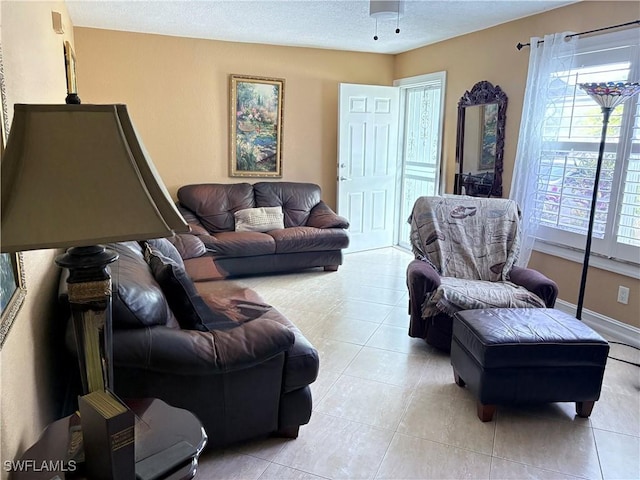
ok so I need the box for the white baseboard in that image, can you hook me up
[554,299,640,348]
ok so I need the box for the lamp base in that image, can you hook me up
[56,245,118,394]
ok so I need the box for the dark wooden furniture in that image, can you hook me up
[12,398,207,480]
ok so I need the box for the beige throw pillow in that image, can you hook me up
[234,206,285,232]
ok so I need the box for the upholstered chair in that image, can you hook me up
[407,196,558,351]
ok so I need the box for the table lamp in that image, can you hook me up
[1,104,189,394]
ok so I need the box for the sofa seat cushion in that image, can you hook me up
[269,226,349,254]
[205,231,276,257]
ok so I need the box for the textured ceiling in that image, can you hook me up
[66,0,578,55]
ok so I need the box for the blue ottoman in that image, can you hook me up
[451,308,609,422]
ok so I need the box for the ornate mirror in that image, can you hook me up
[454,81,507,197]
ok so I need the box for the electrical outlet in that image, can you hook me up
[617,286,630,305]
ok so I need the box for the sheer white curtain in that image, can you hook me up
[510,32,576,266]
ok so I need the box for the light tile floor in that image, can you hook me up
[197,248,640,480]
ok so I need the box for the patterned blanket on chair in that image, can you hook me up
[408,196,545,317]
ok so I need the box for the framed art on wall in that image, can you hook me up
[0,40,27,350]
[229,74,284,177]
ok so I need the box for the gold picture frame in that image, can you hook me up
[0,41,27,350]
[229,74,284,177]
[64,40,77,94]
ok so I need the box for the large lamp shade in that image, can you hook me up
[1,104,188,252]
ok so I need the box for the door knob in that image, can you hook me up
[338,176,351,181]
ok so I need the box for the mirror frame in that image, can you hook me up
[454,80,507,197]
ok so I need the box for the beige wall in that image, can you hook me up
[0,1,75,475]
[73,28,395,207]
[394,1,639,327]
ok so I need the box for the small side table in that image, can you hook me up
[12,398,207,480]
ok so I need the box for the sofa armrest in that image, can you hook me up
[306,201,350,229]
[167,233,207,259]
[112,318,295,375]
[509,266,558,307]
[191,233,223,253]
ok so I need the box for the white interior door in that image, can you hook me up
[338,83,399,252]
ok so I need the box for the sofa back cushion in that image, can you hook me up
[253,182,321,227]
[108,242,179,329]
[178,183,255,233]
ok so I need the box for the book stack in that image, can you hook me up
[78,390,135,480]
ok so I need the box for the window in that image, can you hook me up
[534,29,640,265]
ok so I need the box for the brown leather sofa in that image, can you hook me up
[62,240,319,449]
[176,182,350,280]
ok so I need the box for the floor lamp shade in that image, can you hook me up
[1,104,189,396]
[1,104,189,252]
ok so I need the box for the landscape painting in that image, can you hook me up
[230,75,284,177]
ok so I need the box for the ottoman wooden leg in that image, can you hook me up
[576,401,595,418]
[453,370,466,387]
[477,402,496,422]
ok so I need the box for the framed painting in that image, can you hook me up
[64,40,77,94]
[229,74,284,177]
[0,41,26,350]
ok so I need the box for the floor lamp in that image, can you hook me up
[575,82,640,320]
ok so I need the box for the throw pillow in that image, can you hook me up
[144,247,238,331]
[234,206,284,233]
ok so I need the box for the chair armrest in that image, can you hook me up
[407,258,441,294]
[509,266,558,307]
[112,318,295,375]
[407,259,441,337]
[306,201,350,229]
